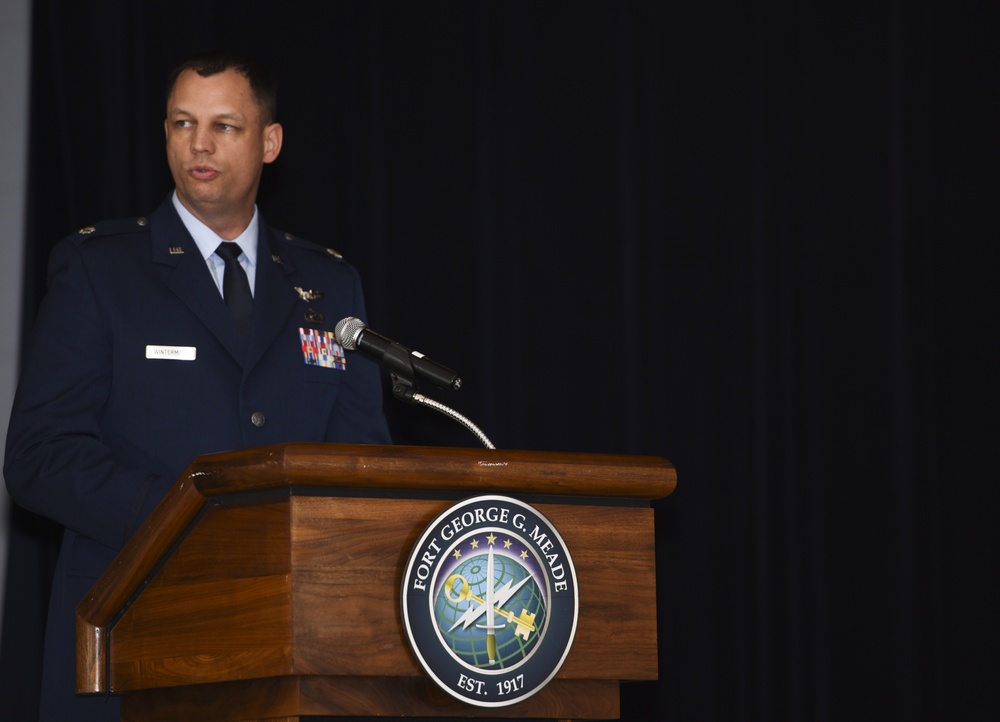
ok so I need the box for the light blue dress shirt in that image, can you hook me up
[171,191,258,297]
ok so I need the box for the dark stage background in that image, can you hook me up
[3,1,997,720]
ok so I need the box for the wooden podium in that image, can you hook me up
[76,443,676,721]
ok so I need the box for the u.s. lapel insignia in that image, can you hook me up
[168,246,185,255]
[294,286,324,301]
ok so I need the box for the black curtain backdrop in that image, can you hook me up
[2,1,997,720]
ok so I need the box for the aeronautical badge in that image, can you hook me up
[401,495,578,708]
[298,327,345,369]
[294,286,324,301]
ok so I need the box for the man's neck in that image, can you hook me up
[174,196,254,240]
[192,211,253,241]
[172,192,259,260]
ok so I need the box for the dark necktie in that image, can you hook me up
[214,242,253,339]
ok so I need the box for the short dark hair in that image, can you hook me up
[167,52,278,124]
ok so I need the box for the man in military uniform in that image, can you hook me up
[4,52,391,720]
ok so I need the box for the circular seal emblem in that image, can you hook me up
[401,495,578,707]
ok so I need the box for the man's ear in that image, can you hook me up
[263,123,283,164]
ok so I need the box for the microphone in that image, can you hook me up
[334,317,462,391]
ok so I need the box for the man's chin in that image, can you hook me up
[177,189,224,213]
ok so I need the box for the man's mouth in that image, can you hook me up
[189,166,219,180]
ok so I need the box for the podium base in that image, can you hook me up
[120,675,621,721]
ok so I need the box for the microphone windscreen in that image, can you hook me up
[334,316,366,350]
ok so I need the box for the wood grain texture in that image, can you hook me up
[121,676,620,721]
[109,501,295,690]
[107,495,659,686]
[547,503,659,680]
[76,443,675,719]
[289,497,658,680]
[76,475,207,692]
[290,496,431,676]
[187,443,676,501]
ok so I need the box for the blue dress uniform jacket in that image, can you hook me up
[4,196,391,721]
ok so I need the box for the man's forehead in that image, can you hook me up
[168,68,255,108]
[167,105,248,121]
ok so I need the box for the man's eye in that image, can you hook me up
[217,123,236,132]
[175,120,193,128]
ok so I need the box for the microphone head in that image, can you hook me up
[334,316,366,350]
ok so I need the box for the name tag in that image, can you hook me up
[145,345,197,361]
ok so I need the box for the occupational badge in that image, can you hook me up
[294,286,324,301]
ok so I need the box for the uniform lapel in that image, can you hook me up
[150,198,248,363]
[244,220,297,374]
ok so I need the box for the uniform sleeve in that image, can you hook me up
[3,239,171,552]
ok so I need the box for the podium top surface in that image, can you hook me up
[186,442,677,500]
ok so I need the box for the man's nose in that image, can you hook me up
[191,126,214,153]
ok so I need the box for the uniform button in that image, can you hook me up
[251,411,266,427]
